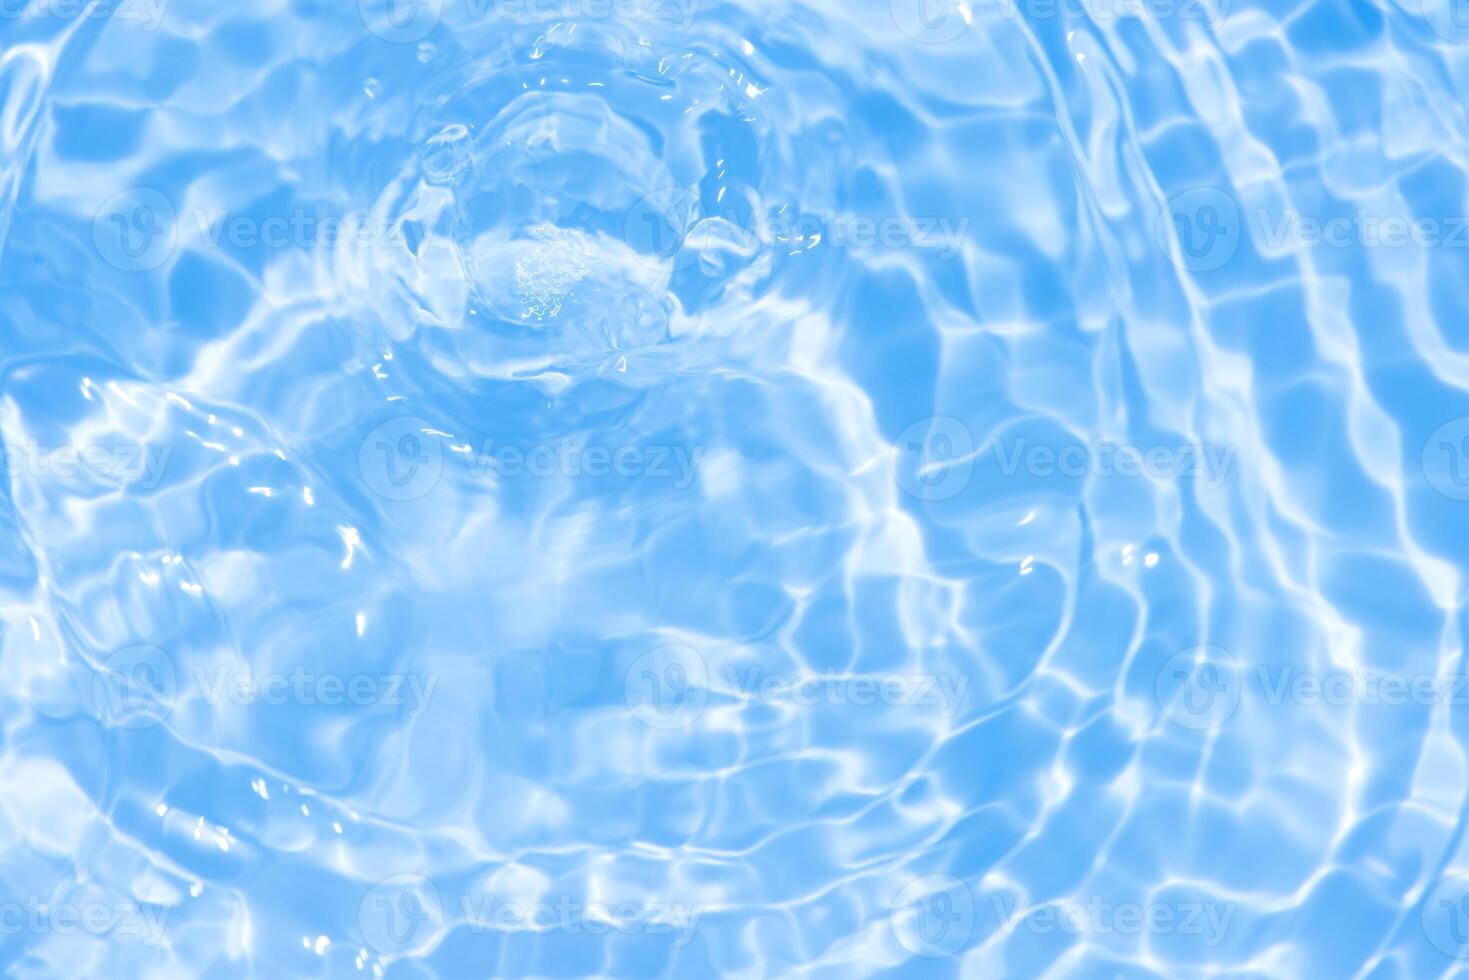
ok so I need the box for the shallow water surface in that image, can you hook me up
[4,0,1469,976]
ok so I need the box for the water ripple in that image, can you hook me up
[4,0,1469,976]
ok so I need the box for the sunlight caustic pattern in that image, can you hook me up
[2,0,1469,976]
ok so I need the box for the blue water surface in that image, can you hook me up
[3,0,1469,976]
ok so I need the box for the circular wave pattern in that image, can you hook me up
[2,0,1469,976]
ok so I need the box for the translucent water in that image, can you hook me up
[4,0,1469,976]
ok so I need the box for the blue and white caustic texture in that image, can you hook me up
[2,0,1469,976]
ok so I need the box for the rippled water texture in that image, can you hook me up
[5,0,1469,975]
